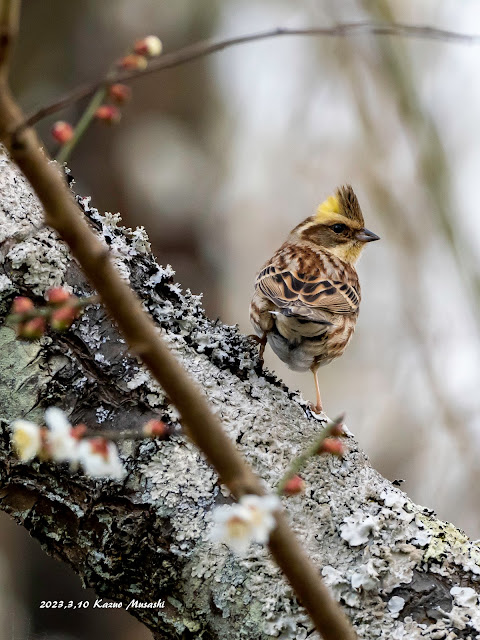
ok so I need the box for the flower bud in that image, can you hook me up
[117,54,148,71]
[12,296,34,314]
[95,105,121,124]
[46,287,71,305]
[51,121,74,144]
[17,317,46,340]
[283,475,306,496]
[318,437,344,457]
[108,83,132,104]
[50,306,77,331]
[143,419,169,438]
[71,424,88,440]
[134,35,162,57]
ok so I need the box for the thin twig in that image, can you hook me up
[80,429,165,442]
[276,414,345,494]
[55,86,106,164]
[14,22,480,134]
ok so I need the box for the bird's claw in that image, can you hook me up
[248,333,267,364]
[307,401,325,416]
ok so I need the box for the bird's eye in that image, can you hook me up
[331,223,347,234]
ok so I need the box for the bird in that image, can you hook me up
[249,185,379,413]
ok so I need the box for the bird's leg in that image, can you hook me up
[309,364,323,414]
[248,332,268,363]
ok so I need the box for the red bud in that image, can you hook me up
[12,296,34,314]
[17,317,46,340]
[117,54,148,70]
[318,438,344,457]
[108,84,132,104]
[283,475,306,496]
[51,121,74,144]
[50,306,76,331]
[143,419,169,438]
[46,287,71,305]
[95,105,121,124]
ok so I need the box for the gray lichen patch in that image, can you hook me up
[0,154,70,297]
[0,326,53,423]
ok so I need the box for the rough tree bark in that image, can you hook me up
[0,147,479,640]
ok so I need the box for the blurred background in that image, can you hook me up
[4,0,480,638]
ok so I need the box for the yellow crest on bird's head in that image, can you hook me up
[316,195,340,219]
[314,185,364,226]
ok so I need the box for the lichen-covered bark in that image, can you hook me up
[1,147,479,640]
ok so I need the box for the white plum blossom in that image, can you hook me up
[240,494,281,544]
[44,407,79,464]
[9,408,126,480]
[78,439,126,480]
[210,494,281,554]
[210,503,255,554]
[10,419,42,461]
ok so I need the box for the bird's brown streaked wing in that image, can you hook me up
[255,263,359,319]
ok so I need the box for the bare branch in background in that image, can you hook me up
[11,22,480,135]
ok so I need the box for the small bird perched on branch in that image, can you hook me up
[250,185,379,413]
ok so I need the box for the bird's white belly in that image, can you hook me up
[267,332,316,371]
[267,314,331,372]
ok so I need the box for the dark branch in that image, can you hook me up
[15,22,480,133]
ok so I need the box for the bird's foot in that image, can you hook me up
[248,332,267,364]
[308,401,325,416]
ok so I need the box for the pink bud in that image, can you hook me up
[143,419,169,438]
[108,83,132,104]
[318,438,344,457]
[50,306,76,331]
[95,105,121,124]
[46,287,71,305]
[117,54,148,71]
[17,317,46,340]
[283,475,306,496]
[51,121,74,144]
[12,296,34,314]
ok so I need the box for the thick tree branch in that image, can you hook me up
[11,22,480,134]
[1,150,480,639]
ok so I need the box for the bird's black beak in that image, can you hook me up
[355,228,380,243]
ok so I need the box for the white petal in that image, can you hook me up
[78,441,126,480]
[10,419,42,462]
[212,504,252,526]
[45,407,71,434]
[47,431,79,463]
[210,503,255,554]
[239,494,280,543]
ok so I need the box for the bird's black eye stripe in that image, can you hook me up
[331,223,347,234]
